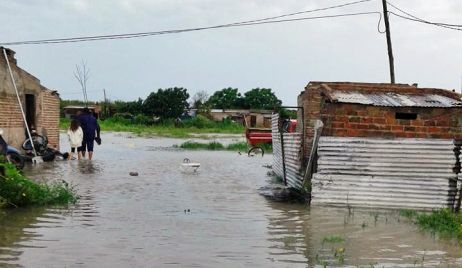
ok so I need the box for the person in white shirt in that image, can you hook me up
[67,119,83,160]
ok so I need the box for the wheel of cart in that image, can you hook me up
[248,146,264,157]
[243,114,272,157]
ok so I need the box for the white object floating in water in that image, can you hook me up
[181,158,201,172]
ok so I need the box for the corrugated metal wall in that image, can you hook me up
[272,114,304,189]
[272,115,284,179]
[311,136,459,210]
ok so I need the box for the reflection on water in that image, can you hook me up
[0,207,47,266]
[0,133,461,267]
[77,160,102,174]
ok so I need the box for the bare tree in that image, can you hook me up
[192,90,209,109]
[74,61,90,107]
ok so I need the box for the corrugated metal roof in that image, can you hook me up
[331,91,462,107]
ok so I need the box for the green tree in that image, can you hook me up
[206,88,243,109]
[114,98,144,115]
[242,88,282,110]
[143,87,189,119]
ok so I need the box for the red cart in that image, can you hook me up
[244,116,297,156]
[245,126,272,156]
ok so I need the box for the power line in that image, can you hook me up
[228,0,373,25]
[387,1,462,31]
[0,12,381,45]
[0,0,376,46]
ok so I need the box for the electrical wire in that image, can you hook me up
[0,12,381,45]
[387,1,462,28]
[387,1,462,31]
[0,0,376,46]
[225,0,373,26]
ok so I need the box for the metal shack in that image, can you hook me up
[273,81,462,210]
[0,47,60,149]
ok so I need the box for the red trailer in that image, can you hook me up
[244,115,297,156]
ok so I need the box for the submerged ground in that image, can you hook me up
[0,133,461,267]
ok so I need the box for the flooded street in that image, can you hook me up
[1,133,461,267]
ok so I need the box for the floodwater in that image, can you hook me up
[0,133,461,268]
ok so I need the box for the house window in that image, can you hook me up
[395,112,417,120]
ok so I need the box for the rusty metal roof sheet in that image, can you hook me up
[330,91,462,107]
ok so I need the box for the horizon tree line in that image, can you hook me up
[61,87,282,120]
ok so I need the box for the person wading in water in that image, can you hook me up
[78,108,101,160]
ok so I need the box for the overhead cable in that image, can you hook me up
[387,1,462,31]
[0,0,375,46]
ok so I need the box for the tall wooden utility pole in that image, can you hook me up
[103,88,108,118]
[382,0,395,84]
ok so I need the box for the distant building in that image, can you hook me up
[63,105,100,119]
[0,47,60,149]
[209,109,273,128]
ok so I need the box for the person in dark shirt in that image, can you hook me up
[77,108,101,160]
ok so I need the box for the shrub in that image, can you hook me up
[183,115,215,129]
[133,114,155,125]
[401,208,462,245]
[0,163,78,207]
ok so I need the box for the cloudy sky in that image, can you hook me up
[0,0,460,105]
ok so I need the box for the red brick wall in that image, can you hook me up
[39,91,60,149]
[321,103,462,139]
[298,83,462,161]
[0,94,23,129]
[298,86,323,157]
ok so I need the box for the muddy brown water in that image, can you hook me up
[1,133,461,267]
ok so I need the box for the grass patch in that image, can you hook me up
[400,209,462,245]
[0,162,78,208]
[400,209,418,218]
[178,141,273,152]
[179,141,225,150]
[322,235,345,243]
[60,116,245,138]
[226,142,249,151]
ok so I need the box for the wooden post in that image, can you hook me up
[279,117,287,186]
[302,120,324,190]
[382,0,395,84]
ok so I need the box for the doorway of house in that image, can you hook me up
[250,115,257,127]
[25,94,36,130]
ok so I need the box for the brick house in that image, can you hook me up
[63,105,101,119]
[298,81,462,156]
[210,109,273,128]
[0,47,60,150]
[270,81,462,210]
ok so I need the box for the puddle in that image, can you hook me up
[0,132,461,267]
